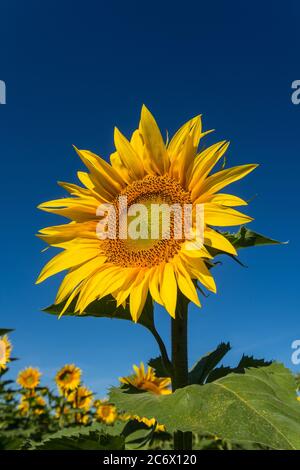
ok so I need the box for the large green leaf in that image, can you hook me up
[43,294,154,330]
[110,363,300,450]
[29,423,125,450]
[188,342,231,385]
[206,354,272,382]
[32,431,124,450]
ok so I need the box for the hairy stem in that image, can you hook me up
[171,293,192,450]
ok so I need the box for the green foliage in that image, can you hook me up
[0,329,14,336]
[31,430,124,450]
[225,226,284,249]
[44,294,154,330]
[148,356,170,378]
[110,363,300,450]
[188,342,231,384]
[207,226,283,260]
[207,354,272,382]
[2,327,299,451]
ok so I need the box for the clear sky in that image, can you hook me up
[1,0,299,396]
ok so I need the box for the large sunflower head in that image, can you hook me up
[95,400,117,425]
[0,335,12,371]
[55,364,81,392]
[120,362,171,395]
[17,367,41,390]
[37,106,257,320]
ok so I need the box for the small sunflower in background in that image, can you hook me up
[55,404,70,419]
[17,367,41,390]
[18,394,46,416]
[0,335,12,371]
[95,400,117,425]
[120,413,165,432]
[133,416,165,433]
[120,362,171,395]
[68,385,93,411]
[55,364,81,393]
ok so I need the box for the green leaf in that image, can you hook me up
[29,423,125,450]
[123,421,156,450]
[43,294,154,330]
[110,363,300,450]
[188,342,231,384]
[0,435,24,450]
[32,431,124,450]
[148,356,170,378]
[0,328,14,336]
[226,226,284,249]
[207,226,283,259]
[207,354,272,382]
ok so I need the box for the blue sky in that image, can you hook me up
[0,0,299,396]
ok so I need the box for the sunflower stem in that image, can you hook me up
[171,292,192,450]
[148,324,173,377]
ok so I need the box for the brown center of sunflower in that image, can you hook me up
[101,175,191,268]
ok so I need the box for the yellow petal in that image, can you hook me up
[188,258,217,293]
[36,247,100,284]
[130,129,144,155]
[174,260,200,306]
[74,147,124,198]
[110,151,132,184]
[204,227,237,255]
[149,266,163,305]
[168,115,202,158]
[204,203,253,226]
[114,269,139,307]
[202,193,247,207]
[114,127,144,180]
[129,271,150,322]
[55,256,106,303]
[196,164,258,201]
[37,221,98,245]
[189,141,229,199]
[139,105,169,175]
[160,263,177,318]
[76,265,120,313]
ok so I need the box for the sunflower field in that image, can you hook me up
[1,328,300,451]
[2,107,300,452]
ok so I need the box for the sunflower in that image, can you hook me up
[18,394,46,416]
[133,416,165,432]
[120,362,171,395]
[55,364,81,392]
[0,335,12,370]
[120,413,165,432]
[37,106,256,320]
[95,400,117,425]
[55,404,70,418]
[68,385,93,410]
[17,367,41,389]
